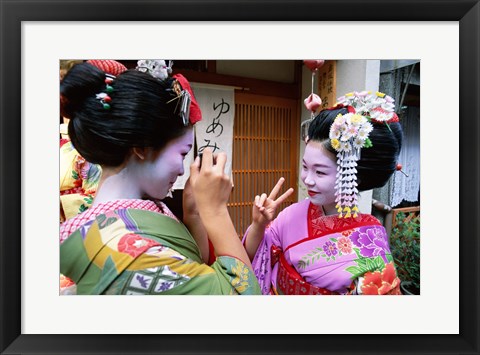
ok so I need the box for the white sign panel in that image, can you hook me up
[173,84,235,189]
[193,85,235,178]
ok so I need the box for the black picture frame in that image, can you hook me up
[1,1,479,354]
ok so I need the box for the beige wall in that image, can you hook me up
[216,60,295,83]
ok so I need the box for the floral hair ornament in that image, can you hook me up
[172,74,202,125]
[95,73,116,110]
[330,90,398,218]
[135,60,202,126]
[166,77,192,126]
[336,91,399,130]
[136,59,172,80]
[135,60,182,120]
[86,60,127,111]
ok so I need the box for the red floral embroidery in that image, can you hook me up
[60,186,84,196]
[60,274,75,288]
[337,236,353,254]
[73,178,82,188]
[361,262,401,295]
[117,234,160,258]
[341,230,353,237]
[307,203,381,241]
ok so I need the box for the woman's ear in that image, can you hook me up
[132,147,147,160]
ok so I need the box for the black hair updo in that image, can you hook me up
[307,107,403,191]
[60,62,189,166]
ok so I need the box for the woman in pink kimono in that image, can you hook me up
[244,92,404,295]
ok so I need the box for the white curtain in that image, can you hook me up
[390,106,420,207]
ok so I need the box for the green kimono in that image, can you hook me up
[60,208,260,295]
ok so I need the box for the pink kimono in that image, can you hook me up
[244,199,401,295]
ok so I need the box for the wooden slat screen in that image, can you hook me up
[228,92,299,238]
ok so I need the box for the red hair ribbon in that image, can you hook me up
[172,74,202,125]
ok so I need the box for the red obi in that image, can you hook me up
[275,253,340,295]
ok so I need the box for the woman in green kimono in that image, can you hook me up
[59,62,260,295]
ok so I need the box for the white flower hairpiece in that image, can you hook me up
[336,91,398,123]
[331,91,397,218]
[136,59,173,80]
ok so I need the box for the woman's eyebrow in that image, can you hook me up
[302,160,330,168]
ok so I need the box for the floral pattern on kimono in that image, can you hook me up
[245,199,401,295]
[60,140,102,222]
[61,201,261,295]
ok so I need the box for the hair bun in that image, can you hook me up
[60,62,108,119]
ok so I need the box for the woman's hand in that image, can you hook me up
[252,177,294,228]
[244,178,294,261]
[189,148,252,269]
[189,148,232,217]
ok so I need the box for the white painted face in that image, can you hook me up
[300,140,337,208]
[135,128,194,200]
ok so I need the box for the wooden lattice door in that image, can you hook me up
[228,92,299,238]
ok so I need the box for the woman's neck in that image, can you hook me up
[92,166,141,206]
[322,202,338,216]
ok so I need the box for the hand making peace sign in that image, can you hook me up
[252,177,294,228]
